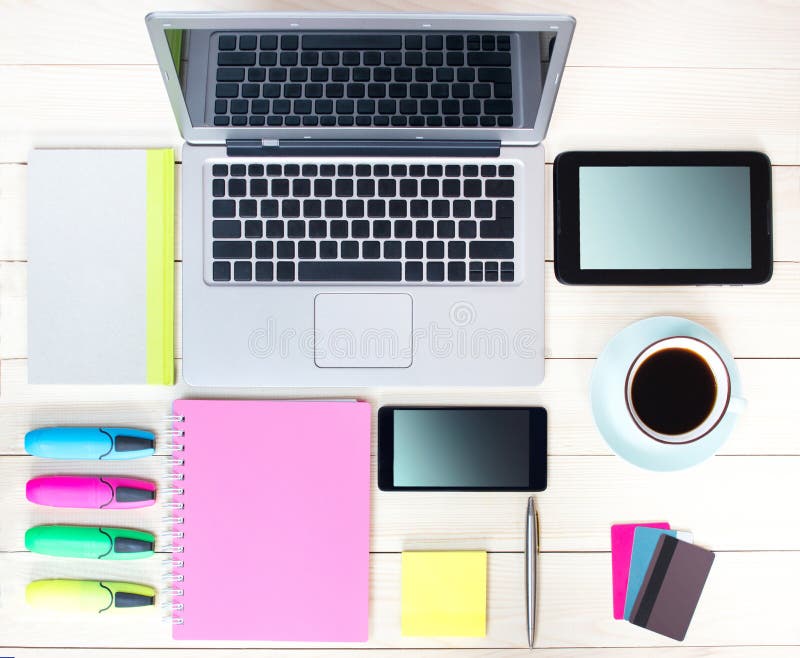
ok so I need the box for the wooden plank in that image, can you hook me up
[1,358,798,457]
[1,455,798,552]
[3,260,799,360]
[0,0,798,68]
[6,650,800,658]
[2,163,798,263]
[0,551,797,647]
[1,66,799,164]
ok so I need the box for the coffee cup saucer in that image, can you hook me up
[590,316,743,471]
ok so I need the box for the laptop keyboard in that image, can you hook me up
[208,160,518,284]
[212,32,514,128]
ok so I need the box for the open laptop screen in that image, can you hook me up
[147,13,574,143]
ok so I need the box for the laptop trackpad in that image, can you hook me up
[314,293,413,368]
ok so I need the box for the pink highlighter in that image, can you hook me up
[26,476,156,509]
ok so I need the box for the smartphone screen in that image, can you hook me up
[377,407,547,491]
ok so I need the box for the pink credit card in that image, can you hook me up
[611,522,670,619]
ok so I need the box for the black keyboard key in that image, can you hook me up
[212,164,228,176]
[364,51,381,66]
[234,261,252,281]
[415,220,434,238]
[367,199,385,218]
[301,51,319,66]
[469,262,483,282]
[322,51,339,66]
[255,261,274,282]
[388,200,406,218]
[406,241,423,259]
[448,261,466,281]
[357,179,375,197]
[480,218,514,238]
[437,220,456,238]
[319,241,338,259]
[427,241,444,259]
[213,261,231,281]
[409,200,427,218]
[217,68,245,82]
[464,179,482,198]
[277,261,295,282]
[378,179,396,197]
[452,200,471,218]
[260,35,278,50]
[287,220,306,238]
[442,180,460,197]
[468,52,511,67]
[384,51,402,66]
[499,165,515,177]
[281,35,299,50]
[213,241,251,259]
[374,67,392,82]
[446,35,464,49]
[218,52,255,66]
[293,179,311,197]
[384,240,402,259]
[485,262,499,282]
[341,241,359,259]
[362,241,380,259]
[485,99,513,115]
[269,68,287,82]
[426,52,443,66]
[308,220,327,237]
[325,200,343,217]
[255,241,273,259]
[351,220,370,238]
[474,200,492,218]
[421,180,439,197]
[400,179,418,198]
[314,179,332,198]
[215,83,238,98]
[330,220,348,238]
[260,52,277,66]
[265,220,284,238]
[469,241,514,259]
[212,179,226,198]
[282,200,300,218]
[416,67,434,82]
[497,35,511,51]
[448,241,466,259]
[240,200,257,217]
[374,164,389,177]
[300,261,402,281]
[304,34,402,50]
[500,261,514,281]
[231,116,247,126]
[426,35,443,50]
[261,199,279,217]
[230,99,248,114]
[427,261,445,282]
[482,35,496,50]
[262,83,281,97]
[405,261,423,281]
[271,179,290,196]
[486,179,514,197]
[374,220,392,237]
[394,220,413,238]
[496,200,514,219]
[239,34,257,50]
[213,220,241,238]
[432,200,449,218]
[405,35,423,49]
[277,241,295,259]
[436,67,454,82]
[346,199,364,217]
[457,67,476,82]
[218,35,237,50]
[495,84,513,99]
[212,200,236,218]
[343,51,361,66]
[298,241,317,259]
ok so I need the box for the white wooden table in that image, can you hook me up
[1,1,799,656]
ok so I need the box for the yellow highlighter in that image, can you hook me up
[26,579,155,613]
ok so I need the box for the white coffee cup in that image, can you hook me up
[624,336,747,444]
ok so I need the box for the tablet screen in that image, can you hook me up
[578,166,752,270]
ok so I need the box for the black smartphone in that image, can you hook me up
[377,406,547,491]
[553,151,772,285]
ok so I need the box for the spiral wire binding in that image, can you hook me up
[163,414,186,625]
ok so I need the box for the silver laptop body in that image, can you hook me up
[146,12,575,386]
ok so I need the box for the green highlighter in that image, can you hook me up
[25,525,154,560]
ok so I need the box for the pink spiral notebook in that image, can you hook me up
[170,399,371,641]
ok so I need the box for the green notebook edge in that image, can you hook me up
[145,148,175,385]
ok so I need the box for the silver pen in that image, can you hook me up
[526,496,538,648]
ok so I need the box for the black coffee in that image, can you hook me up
[631,348,717,436]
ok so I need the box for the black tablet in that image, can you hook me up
[553,151,772,285]
[377,406,547,492]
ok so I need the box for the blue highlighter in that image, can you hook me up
[25,427,155,460]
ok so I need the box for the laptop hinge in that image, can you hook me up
[226,139,501,158]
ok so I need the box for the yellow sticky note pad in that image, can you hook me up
[401,551,487,637]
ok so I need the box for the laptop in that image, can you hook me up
[145,12,575,386]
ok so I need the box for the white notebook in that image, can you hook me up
[27,149,174,384]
